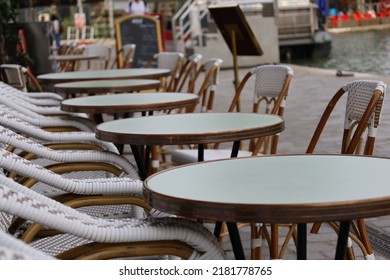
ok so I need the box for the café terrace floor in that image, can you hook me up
[116,63,390,260]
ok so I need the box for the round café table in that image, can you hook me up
[54,79,161,97]
[48,54,100,71]
[61,92,199,123]
[144,154,390,260]
[96,112,284,146]
[37,68,171,83]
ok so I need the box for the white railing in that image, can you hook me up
[66,26,94,41]
[171,0,209,52]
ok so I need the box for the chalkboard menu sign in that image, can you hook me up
[115,15,163,68]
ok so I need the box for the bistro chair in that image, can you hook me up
[114,43,136,69]
[157,58,223,169]
[80,44,112,70]
[0,117,147,224]
[147,52,185,92]
[0,177,225,260]
[262,80,386,260]
[0,64,44,92]
[0,80,63,106]
[54,43,85,72]
[0,145,146,228]
[171,64,293,165]
[187,58,224,113]
[0,102,94,133]
[0,81,96,132]
[306,80,386,260]
[175,53,203,93]
[0,124,138,178]
[0,111,118,153]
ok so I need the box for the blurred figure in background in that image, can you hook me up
[128,0,149,15]
[49,14,62,49]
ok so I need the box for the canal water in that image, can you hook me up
[282,28,390,75]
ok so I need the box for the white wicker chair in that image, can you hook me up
[0,103,94,132]
[171,64,293,165]
[0,84,80,117]
[0,111,118,153]
[0,146,146,231]
[81,44,112,70]
[0,124,138,178]
[148,52,185,92]
[306,80,386,260]
[0,81,96,132]
[0,80,63,105]
[0,179,225,260]
[0,148,142,197]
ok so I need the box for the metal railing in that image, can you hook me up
[171,0,209,52]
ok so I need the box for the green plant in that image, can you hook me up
[0,0,17,64]
[0,0,31,66]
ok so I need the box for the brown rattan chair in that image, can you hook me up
[81,44,112,70]
[146,52,185,92]
[156,58,223,170]
[175,53,203,93]
[263,80,386,260]
[171,64,293,164]
[113,43,136,69]
[306,80,386,260]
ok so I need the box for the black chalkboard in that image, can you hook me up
[115,14,163,68]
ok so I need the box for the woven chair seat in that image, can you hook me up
[172,149,253,165]
[0,82,63,104]
[0,231,55,260]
